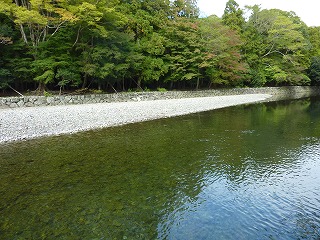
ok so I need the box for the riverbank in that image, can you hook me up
[1,86,319,108]
[0,94,272,143]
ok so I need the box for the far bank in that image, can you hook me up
[1,86,320,109]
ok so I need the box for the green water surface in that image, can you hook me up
[0,97,320,239]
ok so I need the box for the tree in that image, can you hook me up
[118,0,172,90]
[241,5,269,86]
[222,0,245,33]
[0,0,78,92]
[171,0,199,18]
[0,0,123,92]
[0,13,13,45]
[198,16,248,87]
[309,57,320,85]
[162,18,201,89]
[307,27,320,84]
[1,0,319,94]
[308,27,320,57]
[66,0,125,90]
[0,13,14,89]
[245,8,311,86]
[0,0,77,51]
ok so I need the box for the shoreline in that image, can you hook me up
[1,86,319,109]
[0,94,272,144]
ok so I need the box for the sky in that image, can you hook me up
[197,0,320,27]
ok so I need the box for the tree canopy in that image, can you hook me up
[0,0,319,94]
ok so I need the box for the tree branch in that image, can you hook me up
[48,21,66,39]
[8,85,24,97]
[19,24,28,44]
[73,25,82,47]
[261,42,275,58]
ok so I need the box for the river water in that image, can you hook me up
[0,97,319,239]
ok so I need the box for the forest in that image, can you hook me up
[1,0,320,95]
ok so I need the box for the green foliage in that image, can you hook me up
[0,14,14,45]
[0,68,11,89]
[43,90,53,97]
[157,87,167,92]
[309,56,320,84]
[308,27,320,57]
[198,16,248,87]
[56,68,81,88]
[0,0,319,93]
[90,89,104,94]
[222,0,245,32]
[34,70,55,84]
[243,7,311,86]
[171,0,199,18]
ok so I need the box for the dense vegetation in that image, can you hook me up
[1,0,320,94]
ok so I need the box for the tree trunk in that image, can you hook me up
[36,81,46,95]
[196,76,200,90]
[137,78,142,91]
[122,76,126,91]
[133,77,144,91]
[82,73,88,89]
[18,24,28,44]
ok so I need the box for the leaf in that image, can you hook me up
[34,70,54,84]
[182,72,198,80]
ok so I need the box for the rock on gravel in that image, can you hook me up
[0,94,272,143]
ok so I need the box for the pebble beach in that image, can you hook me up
[0,94,272,143]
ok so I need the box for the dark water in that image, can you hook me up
[0,98,320,239]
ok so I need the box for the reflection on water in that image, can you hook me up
[0,97,320,239]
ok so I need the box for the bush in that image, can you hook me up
[157,87,167,92]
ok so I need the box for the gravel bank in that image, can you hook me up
[0,94,272,143]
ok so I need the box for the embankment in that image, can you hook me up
[1,86,319,109]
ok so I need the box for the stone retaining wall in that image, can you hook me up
[1,86,319,109]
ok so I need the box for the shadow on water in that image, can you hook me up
[0,97,320,239]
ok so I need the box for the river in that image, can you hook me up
[0,97,319,239]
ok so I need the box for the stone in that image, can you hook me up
[46,97,54,104]
[0,98,7,105]
[9,103,18,108]
[17,100,24,107]
[25,102,34,107]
